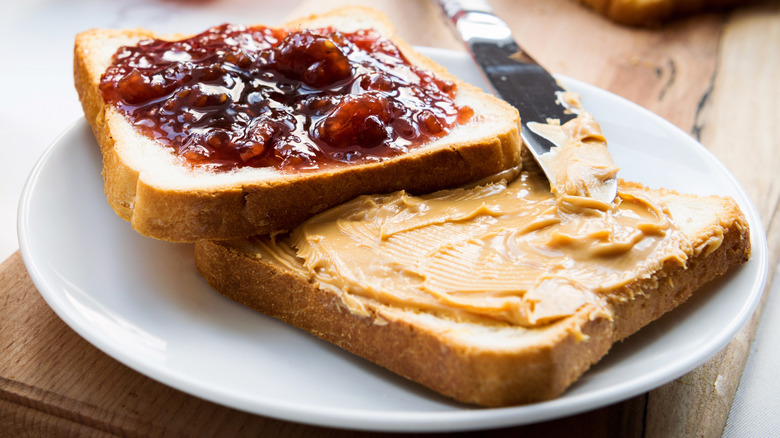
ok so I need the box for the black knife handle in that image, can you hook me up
[469,41,575,125]
[438,0,576,125]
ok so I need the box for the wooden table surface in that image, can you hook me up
[2,0,778,436]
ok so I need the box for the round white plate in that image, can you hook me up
[18,48,767,432]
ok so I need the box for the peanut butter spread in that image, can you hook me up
[254,171,690,328]
[531,94,619,201]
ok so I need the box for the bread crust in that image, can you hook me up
[73,8,523,242]
[194,239,611,406]
[577,0,754,26]
[193,184,750,406]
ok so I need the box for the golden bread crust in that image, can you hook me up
[194,239,613,406]
[577,0,754,26]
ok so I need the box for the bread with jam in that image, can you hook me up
[194,171,750,406]
[74,7,522,242]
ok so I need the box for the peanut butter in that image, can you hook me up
[254,171,689,328]
[531,93,619,201]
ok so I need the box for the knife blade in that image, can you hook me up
[438,0,618,203]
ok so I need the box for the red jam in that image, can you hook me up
[100,24,474,171]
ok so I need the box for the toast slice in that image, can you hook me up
[576,0,752,26]
[74,7,522,242]
[194,173,750,407]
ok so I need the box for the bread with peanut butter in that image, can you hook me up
[194,169,750,407]
[73,7,522,242]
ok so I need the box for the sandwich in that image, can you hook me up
[75,7,751,407]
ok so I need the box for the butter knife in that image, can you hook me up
[438,0,618,203]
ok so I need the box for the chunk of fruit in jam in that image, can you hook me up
[99,24,473,171]
[272,30,352,88]
[316,94,391,149]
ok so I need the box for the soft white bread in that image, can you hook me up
[74,7,522,242]
[194,176,750,406]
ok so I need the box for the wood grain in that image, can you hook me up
[2,0,777,436]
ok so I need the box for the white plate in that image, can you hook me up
[18,48,767,432]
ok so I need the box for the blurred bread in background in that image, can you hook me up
[577,0,761,26]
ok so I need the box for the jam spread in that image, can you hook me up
[100,24,474,171]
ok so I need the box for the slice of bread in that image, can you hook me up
[193,174,750,407]
[577,0,753,26]
[74,7,522,242]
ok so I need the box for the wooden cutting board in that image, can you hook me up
[2,0,778,436]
